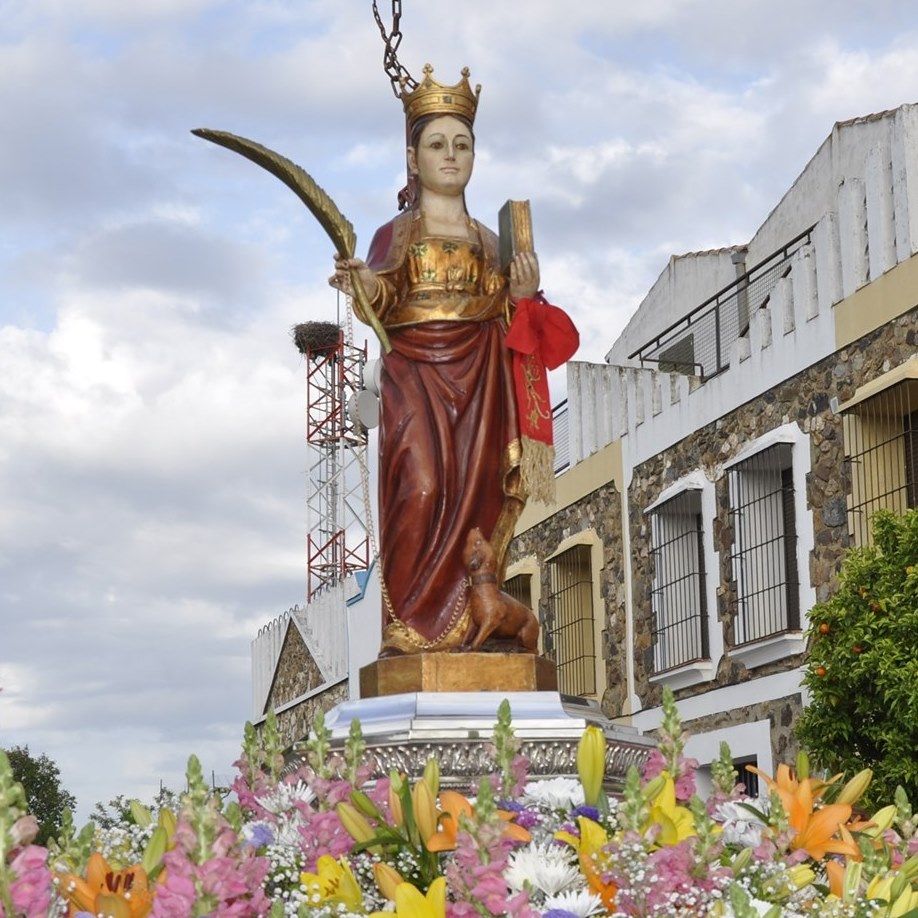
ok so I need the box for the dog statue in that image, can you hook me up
[463,527,539,653]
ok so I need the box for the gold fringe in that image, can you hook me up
[520,436,556,505]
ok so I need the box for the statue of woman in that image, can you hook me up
[331,66,574,657]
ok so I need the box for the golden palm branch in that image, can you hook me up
[192,128,391,353]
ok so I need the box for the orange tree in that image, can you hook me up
[797,508,918,808]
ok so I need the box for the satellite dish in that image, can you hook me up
[348,389,380,430]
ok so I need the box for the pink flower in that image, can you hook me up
[674,762,698,802]
[642,748,666,782]
[8,845,53,918]
[297,810,351,871]
[152,852,198,918]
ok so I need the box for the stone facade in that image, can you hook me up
[656,693,806,769]
[506,481,629,715]
[262,622,348,747]
[630,305,918,711]
[508,303,918,746]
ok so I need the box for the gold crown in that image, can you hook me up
[401,63,481,129]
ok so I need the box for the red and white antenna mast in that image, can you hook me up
[293,321,371,598]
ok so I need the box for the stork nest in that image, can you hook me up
[292,321,342,356]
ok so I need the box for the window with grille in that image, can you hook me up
[502,572,533,610]
[546,544,596,696]
[649,489,709,673]
[728,443,800,645]
[735,756,760,797]
[843,378,918,546]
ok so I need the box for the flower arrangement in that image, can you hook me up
[3,689,918,918]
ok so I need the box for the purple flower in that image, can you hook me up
[242,823,275,848]
[570,805,600,822]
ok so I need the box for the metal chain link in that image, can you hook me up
[372,0,416,97]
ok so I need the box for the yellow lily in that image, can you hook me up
[555,815,617,911]
[836,768,872,805]
[370,877,447,918]
[422,758,440,796]
[787,864,816,890]
[577,725,606,808]
[867,872,918,917]
[412,778,440,845]
[645,774,696,846]
[373,862,404,902]
[389,776,405,827]
[860,804,898,839]
[337,801,376,844]
[300,855,364,910]
[57,852,152,918]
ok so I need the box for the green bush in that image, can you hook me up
[797,508,918,808]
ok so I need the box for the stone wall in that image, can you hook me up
[663,693,805,771]
[507,481,629,715]
[510,305,917,740]
[629,305,918,711]
[273,681,349,748]
[261,622,349,747]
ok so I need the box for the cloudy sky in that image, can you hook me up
[2,0,917,823]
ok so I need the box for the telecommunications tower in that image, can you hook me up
[292,320,373,598]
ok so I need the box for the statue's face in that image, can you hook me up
[408,115,474,196]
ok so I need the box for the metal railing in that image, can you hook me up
[843,379,918,546]
[728,443,800,644]
[546,544,596,696]
[649,489,709,673]
[629,226,816,380]
[552,399,570,474]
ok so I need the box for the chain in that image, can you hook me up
[345,290,392,618]
[372,0,416,97]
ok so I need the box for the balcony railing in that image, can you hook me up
[629,226,816,381]
[552,399,570,474]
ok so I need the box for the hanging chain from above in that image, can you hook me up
[372,0,417,97]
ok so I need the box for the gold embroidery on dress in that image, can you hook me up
[522,355,551,432]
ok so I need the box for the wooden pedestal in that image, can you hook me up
[359,652,558,698]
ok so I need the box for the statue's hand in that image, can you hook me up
[329,255,380,301]
[509,251,540,301]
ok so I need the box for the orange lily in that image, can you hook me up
[826,860,846,898]
[57,852,152,918]
[498,809,532,845]
[424,790,530,852]
[748,764,858,860]
[425,791,474,852]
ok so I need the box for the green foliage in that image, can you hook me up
[3,744,76,845]
[797,508,918,807]
[491,699,521,797]
[711,741,739,796]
